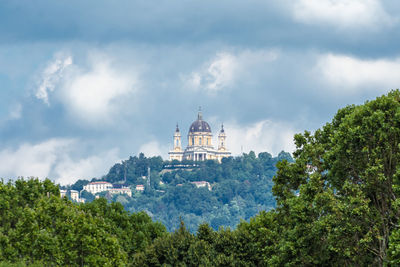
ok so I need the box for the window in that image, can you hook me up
[192,137,194,146]
[199,137,202,145]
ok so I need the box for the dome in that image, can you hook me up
[189,120,211,133]
[189,111,211,133]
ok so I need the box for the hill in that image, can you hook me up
[67,151,293,231]
[4,91,400,265]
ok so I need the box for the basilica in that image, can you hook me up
[168,110,231,162]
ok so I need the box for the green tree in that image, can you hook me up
[0,178,166,266]
[271,90,400,266]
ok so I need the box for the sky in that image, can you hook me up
[1,0,400,184]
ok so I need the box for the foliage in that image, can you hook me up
[104,153,163,184]
[132,90,400,266]
[8,91,400,266]
[100,151,289,232]
[0,178,166,266]
[266,90,400,266]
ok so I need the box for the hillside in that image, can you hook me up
[68,151,293,232]
[4,91,400,265]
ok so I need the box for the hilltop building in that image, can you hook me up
[108,187,132,197]
[83,181,113,194]
[69,190,85,203]
[70,190,79,201]
[60,190,67,198]
[136,184,145,191]
[82,181,132,197]
[169,109,231,162]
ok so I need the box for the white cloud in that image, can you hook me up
[224,119,297,156]
[35,52,138,125]
[36,54,72,105]
[53,148,120,185]
[138,140,169,159]
[315,53,400,92]
[61,57,137,124]
[291,0,396,30]
[184,50,279,93]
[0,138,120,185]
[205,53,237,91]
[185,52,238,93]
[0,139,73,180]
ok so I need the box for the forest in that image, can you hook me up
[2,90,400,265]
[69,150,292,232]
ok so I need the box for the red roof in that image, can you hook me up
[109,188,131,191]
[88,181,112,185]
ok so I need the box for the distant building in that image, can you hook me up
[136,185,145,191]
[108,187,132,197]
[83,181,113,194]
[81,181,133,197]
[60,190,67,198]
[191,181,212,191]
[169,109,231,162]
[70,190,80,202]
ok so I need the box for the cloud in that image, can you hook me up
[0,138,74,180]
[35,52,138,125]
[36,54,73,105]
[61,57,137,124]
[183,50,279,93]
[53,148,120,185]
[291,0,396,30]
[185,52,238,93]
[315,53,400,92]
[0,138,120,185]
[224,119,297,156]
[138,141,169,159]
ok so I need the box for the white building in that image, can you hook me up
[70,190,80,202]
[83,181,113,194]
[191,181,212,191]
[169,109,231,162]
[136,184,145,191]
[60,189,67,198]
[108,187,132,197]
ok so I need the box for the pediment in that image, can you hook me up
[192,146,212,152]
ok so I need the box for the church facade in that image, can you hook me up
[168,110,231,162]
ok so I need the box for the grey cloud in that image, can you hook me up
[1,1,400,183]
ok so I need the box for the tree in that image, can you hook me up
[271,90,400,266]
[70,179,89,191]
[0,178,167,266]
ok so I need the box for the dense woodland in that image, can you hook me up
[3,90,400,265]
[81,150,292,232]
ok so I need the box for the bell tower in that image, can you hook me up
[174,124,182,151]
[169,123,184,161]
[218,124,226,151]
